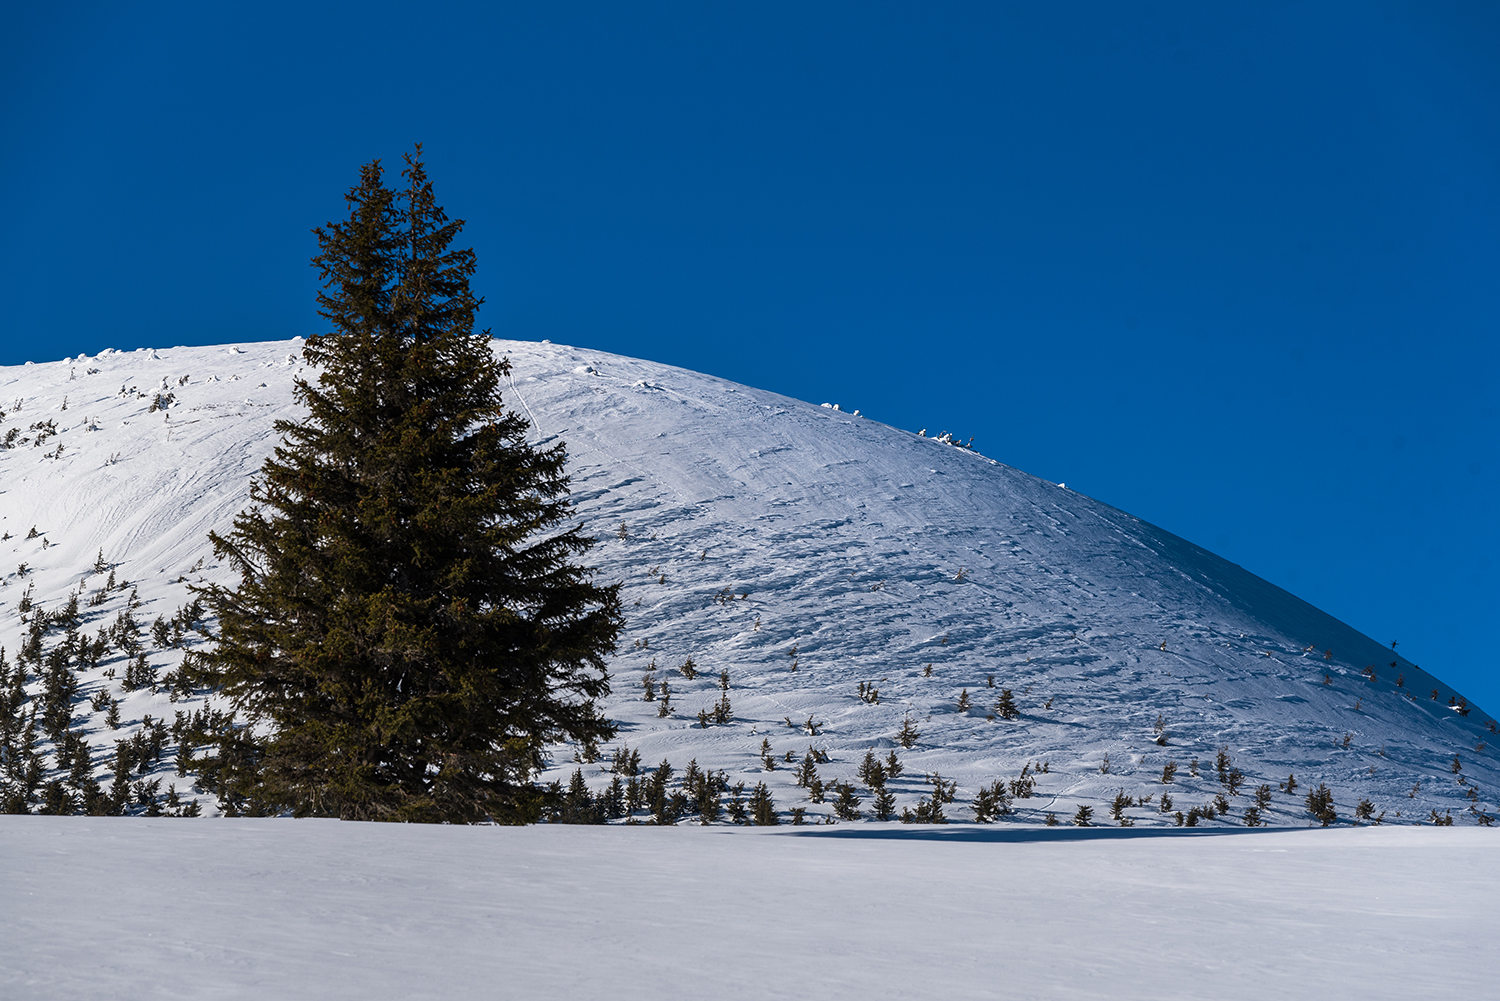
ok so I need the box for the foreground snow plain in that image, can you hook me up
[1,817,1492,1000]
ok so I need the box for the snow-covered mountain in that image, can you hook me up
[1,338,1493,825]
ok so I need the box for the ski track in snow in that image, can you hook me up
[0,339,1495,829]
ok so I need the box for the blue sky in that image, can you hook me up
[3,2,1496,712]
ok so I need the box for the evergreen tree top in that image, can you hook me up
[195,146,622,824]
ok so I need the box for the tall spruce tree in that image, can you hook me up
[195,147,621,822]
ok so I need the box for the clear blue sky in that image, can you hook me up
[3,2,1496,712]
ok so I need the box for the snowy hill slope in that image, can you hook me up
[0,338,1493,825]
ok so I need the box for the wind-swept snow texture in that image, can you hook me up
[2,818,1494,1000]
[0,339,1494,826]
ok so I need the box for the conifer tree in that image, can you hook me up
[971,780,1010,823]
[192,148,621,822]
[832,780,862,820]
[1305,783,1337,826]
[857,749,886,789]
[884,749,904,778]
[760,738,777,770]
[749,782,779,825]
[796,751,819,789]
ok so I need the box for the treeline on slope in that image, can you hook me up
[0,548,211,816]
[539,702,1496,828]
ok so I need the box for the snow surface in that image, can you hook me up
[1,817,1494,1000]
[0,338,1495,826]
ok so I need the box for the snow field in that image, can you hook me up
[0,339,1495,826]
[0,817,1493,1000]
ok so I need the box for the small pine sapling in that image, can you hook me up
[603,776,626,819]
[1243,806,1263,827]
[885,749,903,778]
[857,749,884,788]
[1189,757,1199,778]
[1161,760,1178,784]
[678,657,697,680]
[750,782,779,825]
[896,716,920,749]
[873,787,897,821]
[832,781,862,821]
[994,688,1019,720]
[613,744,641,777]
[656,679,672,717]
[1305,783,1336,826]
[1255,784,1273,811]
[1159,793,1174,813]
[1109,789,1133,824]
[681,758,703,798]
[726,782,748,824]
[1355,798,1376,823]
[796,752,819,789]
[1072,804,1093,827]
[957,689,971,712]
[760,738,776,771]
[971,781,1011,823]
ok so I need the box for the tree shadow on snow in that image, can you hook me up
[785,825,1297,843]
